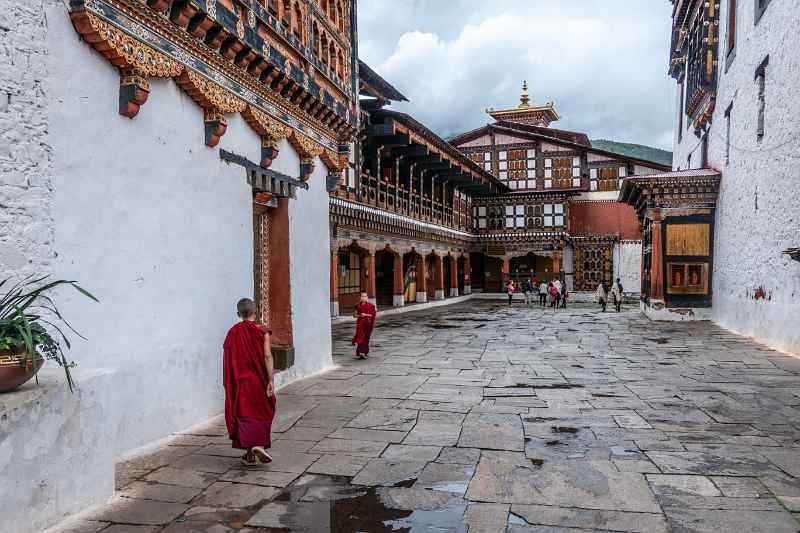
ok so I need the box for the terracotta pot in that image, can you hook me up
[0,345,44,393]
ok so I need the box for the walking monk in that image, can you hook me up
[223,298,276,466]
[352,291,377,359]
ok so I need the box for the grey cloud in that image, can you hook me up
[357,1,675,149]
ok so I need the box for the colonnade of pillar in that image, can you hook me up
[328,241,471,316]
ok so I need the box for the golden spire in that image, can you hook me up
[520,80,530,107]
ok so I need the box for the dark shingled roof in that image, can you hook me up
[358,60,408,102]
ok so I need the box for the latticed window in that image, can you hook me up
[544,157,580,188]
[590,166,627,191]
[338,251,361,294]
[468,151,492,173]
[575,246,613,291]
[505,205,525,228]
[543,203,565,227]
[500,149,536,189]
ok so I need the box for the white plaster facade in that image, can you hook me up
[670,0,800,354]
[0,2,335,531]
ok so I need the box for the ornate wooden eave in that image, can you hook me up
[618,169,721,219]
[68,0,358,168]
[368,109,507,196]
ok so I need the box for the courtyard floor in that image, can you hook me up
[59,301,800,533]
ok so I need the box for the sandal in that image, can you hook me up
[251,446,273,464]
[240,451,258,466]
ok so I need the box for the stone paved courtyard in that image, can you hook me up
[57,302,800,533]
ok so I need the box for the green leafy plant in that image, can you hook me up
[0,276,98,391]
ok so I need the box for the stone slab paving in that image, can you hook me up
[52,302,800,532]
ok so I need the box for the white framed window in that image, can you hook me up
[527,149,536,158]
[544,179,552,188]
[484,162,491,171]
[478,206,486,216]
[509,181,518,189]
[527,169,536,179]
[499,150,507,160]
[499,171,508,180]
[619,166,627,177]
[484,152,491,161]
[544,169,552,178]
[526,179,536,188]
[527,159,536,169]
[545,158,552,168]
[499,161,508,170]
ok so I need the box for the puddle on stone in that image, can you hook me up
[552,426,579,434]
[532,383,585,390]
[262,474,468,532]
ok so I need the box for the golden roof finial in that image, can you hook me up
[520,80,530,107]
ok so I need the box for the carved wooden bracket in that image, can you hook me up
[260,138,280,169]
[176,68,246,147]
[119,68,150,119]
[288,131,324,180]
[204,109,227,148]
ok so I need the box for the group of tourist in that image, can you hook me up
[505,277,569,308]
[504,277,627,313]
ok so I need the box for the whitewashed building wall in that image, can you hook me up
[671,0,800,354]
[0,2,334,531]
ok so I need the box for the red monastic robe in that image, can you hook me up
[223,320,276,449]
[352,302,377,355]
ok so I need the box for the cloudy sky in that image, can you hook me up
[357,1,675,150]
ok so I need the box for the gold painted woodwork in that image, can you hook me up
[175,68,247,113]
[242,105,290,141]
[666,223,710,256]
[73,12,183,77]
[288,130,324,159]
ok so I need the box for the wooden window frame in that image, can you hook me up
[667,262,709,295]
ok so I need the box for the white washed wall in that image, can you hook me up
[0,3,332,532]
[670,0,800,354]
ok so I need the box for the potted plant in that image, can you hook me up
[0,276,97,393]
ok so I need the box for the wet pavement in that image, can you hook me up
[58,301,800,532]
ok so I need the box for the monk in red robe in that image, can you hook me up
[223,298,276,466]
[352,291,377,359]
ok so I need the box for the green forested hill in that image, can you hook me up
[590,139,673,167]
